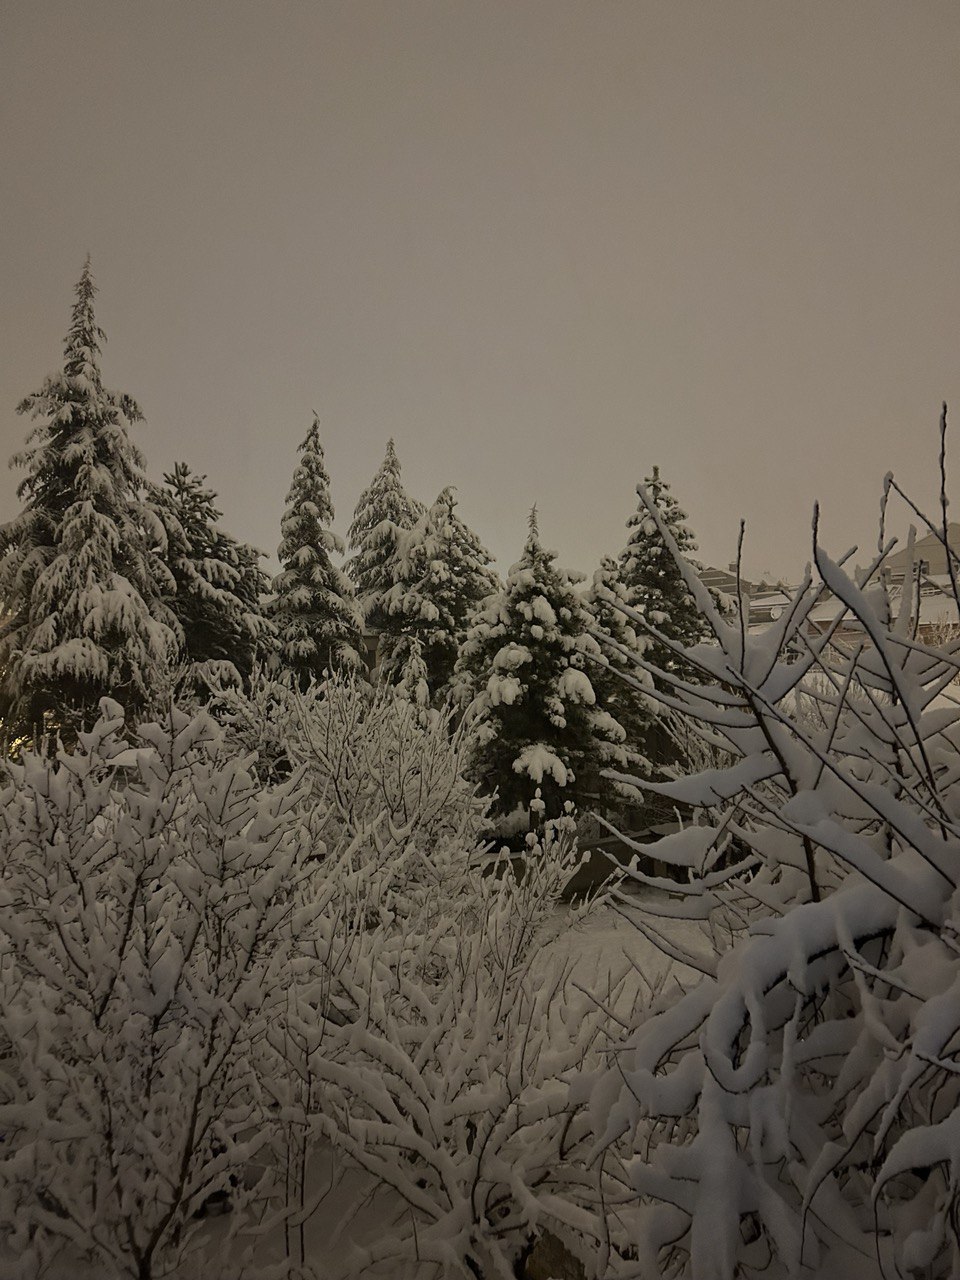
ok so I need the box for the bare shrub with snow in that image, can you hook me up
[284,817,619,1280]
[212,673,618,1278]
[583,428,960,1278]
[209,671,489,920]
[0,700,316,1279]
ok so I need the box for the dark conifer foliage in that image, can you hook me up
[617,465,711,680]
[380,486,499,697]
[582,553,656,804]
[454,508,627,822]
[150,461,273,684]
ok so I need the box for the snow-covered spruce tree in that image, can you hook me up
[454,508,627,823]
[617,465,710,682]
[582,553,657,810]
[271,414,362,686]
[345,438,422,640]
[0,260,180,741]
[379,486,499,696]
[150,461,273,687]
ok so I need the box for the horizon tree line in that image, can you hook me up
[0,261,713,821]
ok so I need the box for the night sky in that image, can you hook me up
[3,1,958,584]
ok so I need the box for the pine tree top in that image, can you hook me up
[61,256,104,390]
[386,487,496,617]
[506,507,566,590]
[422,486,493,562]
[347,438,420,549]
[13,260,146,507]
[163,462,223,524]
[615,464,710,668]
[346,439,423,624]
[271,416,360,682]
[625,466,699,557]
[278,414,342,564]
[383,436,400,477]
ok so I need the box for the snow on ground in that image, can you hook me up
[2,1151,399,1280]
[537,891,707,1006]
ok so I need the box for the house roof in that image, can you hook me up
[884,523,960,577]
[699,565,755,596]
[804,574,960,630]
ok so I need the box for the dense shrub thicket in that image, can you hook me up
[0,681,611,1279]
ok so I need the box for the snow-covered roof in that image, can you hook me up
[802,576,960,630]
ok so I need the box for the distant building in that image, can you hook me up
[797,524,960,645]
[698,562,753,600]
[700,526,960,646]
[747,584,796,629]
[359,630,380,672]
[697,562,795,631]
[883,523,960,581]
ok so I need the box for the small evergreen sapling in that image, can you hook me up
[271,414,362,685]
[0,259,180,741]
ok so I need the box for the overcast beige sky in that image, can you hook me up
[2,1,958,583]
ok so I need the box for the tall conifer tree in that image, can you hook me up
[150,461,273,684]
[381,486,499,696]
[583,553,656,803]
[617,466,710,680]
[346,439,422,633]
[271,414,361,685]
[0,259,180,739]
